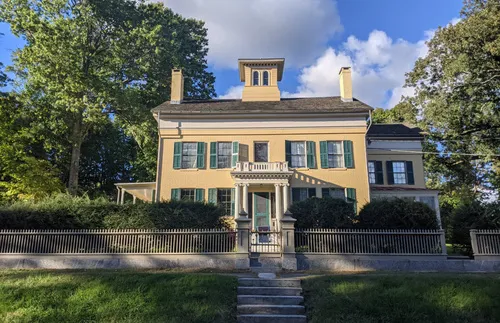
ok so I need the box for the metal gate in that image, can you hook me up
[250,230,281,253]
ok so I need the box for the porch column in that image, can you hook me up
[234,184,241,218]
[242,184,249,213]
[120,188,126,205]
[275,184,282,231]
[116,188,121,205]
[282,184,290,212]
[133,195,137,205]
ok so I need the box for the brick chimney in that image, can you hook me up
[170,69,184,104]
[339,67,353,102]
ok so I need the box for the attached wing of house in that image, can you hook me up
[115,58,440,230]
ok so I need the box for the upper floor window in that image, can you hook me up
[392,161,407,184]
[263,71,269,86]
[368,161,384,184]
[326,141,343,168]
[368,161,376,184]
[253,71,259,86]
[217,142,232,168]
[290,142,306,168]
[181,143,198,169]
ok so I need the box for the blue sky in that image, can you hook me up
[0,0,463,108]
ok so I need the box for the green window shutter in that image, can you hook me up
[210,142,217,169]
[285,140,291,165]
[406,161,415,185]
[231,141,239,167]
[346,188,357,214]
[196,142,205,168]
[321,188,330,198]
[375,161,384,184]
[171,188,180,201]
[343,140,354,168]
[230,188,235,216]
[173,142,182,169]
[386,161,394,185]
[208,188,217,204]
[195,188,205,202]
[319,141,328,168]
[306,141,316,168]
[308,188,316,198]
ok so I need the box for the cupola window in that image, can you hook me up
[252,71,259,86]
[263,71,269,86]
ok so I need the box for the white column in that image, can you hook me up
[120,189,126,205]
[283,184,290,212]
[242,184,249,213]
[275,184,282,232]
[116,188,121,204]
[234,184,241,218]
[133,195,137,205]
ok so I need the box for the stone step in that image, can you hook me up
[238,278,301,287]
[237,304,305,315]
[250,267,281,273]
[238,286,302,296]
[237,314,307,323]
[238,295,304,305]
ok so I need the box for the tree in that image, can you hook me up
[405,0,500,195]
[0,0,215,194]
[371,101,418,124]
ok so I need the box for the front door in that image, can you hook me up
[253,192,270,230]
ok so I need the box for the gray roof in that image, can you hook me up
[367,124,424,139]
[152,97,373,115]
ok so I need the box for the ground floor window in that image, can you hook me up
[292,188,316,202]
[180,189,195,201]
[322,188,345,199]
[217,188,232,216]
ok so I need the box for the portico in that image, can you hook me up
[231,162,293,231]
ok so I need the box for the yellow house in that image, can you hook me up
[115,58,441,230]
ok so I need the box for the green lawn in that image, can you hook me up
[302,273,500,323]
[0,270,237,323]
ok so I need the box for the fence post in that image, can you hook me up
[281,210,297,270]
[470,230,478,257]
[439,230,448,256]
[235,211,251,269]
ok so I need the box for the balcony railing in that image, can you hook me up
[233,161,290,172]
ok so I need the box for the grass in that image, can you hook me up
[0,270,237,323]
[302,273,500,323]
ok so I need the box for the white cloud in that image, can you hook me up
[161,0,342,69]
[219,85,243,99]
[284,30,432,108]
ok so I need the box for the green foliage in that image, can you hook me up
[0,194,225,229]
[449,200,500,252]
[0,271,237,322]
[406,0,500,194]
[371,102,418,124]
[289,197,355,229]
[0,0,215,194]
[358,198,439,230]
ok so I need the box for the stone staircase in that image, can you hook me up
[237,276,306,323]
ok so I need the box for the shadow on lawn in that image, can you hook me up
[302,274,500,323]
[0,270,238,323]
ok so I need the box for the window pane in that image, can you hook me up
[253,71,259,86]
[217,142,231,168]
[393,162,406,173]
[368,161,376,184]
[394,173,407,184]
[291,142,305,154]
[180,189,195,201]
[254,143,268,162]
[328,141,341,154]
[291,155,305,168]
[217,188,232,216]
[263,71,269,86]
[326,188,345,199]
[327,141,343,168]
[291,142,306,168]
[328,155,343,168]
[182,143,197,169]
[369,173,376,184]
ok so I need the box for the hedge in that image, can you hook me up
[358,198,439,230]
[289,197,355,229]
[0,195,226,229]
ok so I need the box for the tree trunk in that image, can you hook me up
[68,118,84,195]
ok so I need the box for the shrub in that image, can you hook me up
[0,194,226,229]
[449,201,500,253]
[289,197,355,229]
[357,198,438,230]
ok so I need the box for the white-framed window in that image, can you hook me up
[180,189,195,201]
[368,161,376,184]
[292,187,316,202]
[327,141,343,168]
[392,161,407,184]
[181,143,197,169]
[253,71,259,86]
[290,141,306,168]
[217,142,232,168]
[263,71,269,86]
[217,188,232,216]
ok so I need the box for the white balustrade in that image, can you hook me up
[233,162,289,172]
